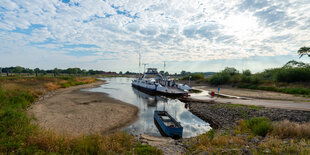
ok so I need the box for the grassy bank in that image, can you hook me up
[187,117,310,154]
[0,77,161,154]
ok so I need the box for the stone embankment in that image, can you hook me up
[187,101,310,129]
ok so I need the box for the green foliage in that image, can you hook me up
[276,67,310,83]
[207,129,215,140]
[238,84,310,95]
[242,69,251,76]
[246,117,271,137]
[209,72,231,85]
[132,143,163,155]
[283,60,310,68]
[181,73,204,81]
[222,67,239,76]
[297,46,310,58]
[0,89,35,152]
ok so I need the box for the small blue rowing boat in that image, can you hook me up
[154,110,183,139]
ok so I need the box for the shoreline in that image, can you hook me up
[28,80,139,136]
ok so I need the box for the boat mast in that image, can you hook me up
[139,52,141,76]
[164,61,166,77]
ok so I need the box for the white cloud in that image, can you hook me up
[0,0,309,72]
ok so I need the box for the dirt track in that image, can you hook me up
[28,80,139,136]
[193,85,310,111]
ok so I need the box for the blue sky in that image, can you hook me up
[0,0,309,73]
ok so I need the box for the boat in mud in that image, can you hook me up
[131,68,191,97]
[154,110,183,139]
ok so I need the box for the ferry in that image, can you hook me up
[131,68,191,97]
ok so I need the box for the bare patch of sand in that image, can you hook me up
[28,80,139,136]
[195,85,310,101]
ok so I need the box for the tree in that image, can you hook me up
[159,71,165,75]
[119,71,123,75]
[222,67,239,76]
[34,68,40,77]
[283,60,310,68]
[0,67,2,76]
[14,66,23,74]
[297,46,310,58]
[242,69,251,76]
[53,68,59,77]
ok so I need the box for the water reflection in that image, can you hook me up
[89,77,211,138]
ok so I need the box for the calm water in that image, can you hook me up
[89,77,211,138]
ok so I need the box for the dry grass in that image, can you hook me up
[75,77,96,84]
[190,130,245,153]
[27,129,136,154]
[188,119,310,154]
[257,136,310,154]
[271,120,310,139]
[45,82,61,90]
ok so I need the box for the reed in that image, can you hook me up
[271,120,310,139]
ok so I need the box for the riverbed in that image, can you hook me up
[88,77,211,138]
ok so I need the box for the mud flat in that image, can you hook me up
[28,80,139,136]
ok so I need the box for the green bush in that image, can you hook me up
[238,84,310,95]
[242,69,251,76]
[246,117,271,137]
[276,68,310,83]
[209,72,231,85]
[181,73,204,81]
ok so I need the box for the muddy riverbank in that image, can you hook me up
[28,80,139,136]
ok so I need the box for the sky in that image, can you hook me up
[0,0,309,73]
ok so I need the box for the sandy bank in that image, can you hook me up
[28,80,139,136]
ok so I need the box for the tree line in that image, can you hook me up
[0,66,117,76]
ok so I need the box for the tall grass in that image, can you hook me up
[271,120,310,139]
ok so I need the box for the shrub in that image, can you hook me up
[209,72,231,85]
[276,68,310,83]
[246,117,271,137]
[242,69,251,76]
[181,73,204,81]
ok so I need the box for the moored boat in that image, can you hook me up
[131,68,190,97]
[154,110,183,139]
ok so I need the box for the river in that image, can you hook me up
[89,77,211,138]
